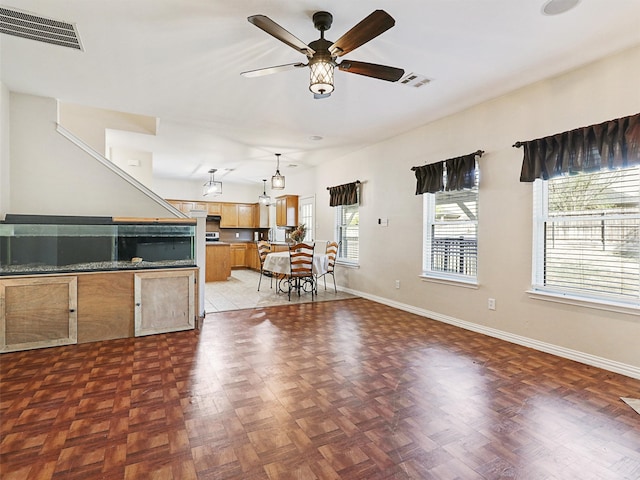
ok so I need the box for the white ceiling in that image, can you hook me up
[2,0,640,186]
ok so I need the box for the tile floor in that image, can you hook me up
[204,269,356,313]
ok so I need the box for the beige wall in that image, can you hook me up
[4,45,639,374]
[311,44,640,371]
[9,93,176,217]
[153,168,316,206]
[59,102,157,156]
[110,147,154,187]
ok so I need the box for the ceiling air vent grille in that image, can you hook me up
[399,72,431,88]
[0,6,83,50]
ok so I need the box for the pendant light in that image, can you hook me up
[202,168,222,196]
[271,153,285,190]
[258,179,271,205]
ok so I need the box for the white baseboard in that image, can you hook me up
[339,287,640,380]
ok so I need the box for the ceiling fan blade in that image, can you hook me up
[248,15,315,56]
[314,92,331,100]
[241,62,307,78]
[338,60,404,82]
[329,10,395,57]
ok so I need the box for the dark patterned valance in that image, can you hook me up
[327,181,360,206]
[412,162,443,194]
[411,150,483,194]
[515,112,640,182]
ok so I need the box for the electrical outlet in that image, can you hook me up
[235,232,239,238]
[488,298,496,310]
[395,280,400,289]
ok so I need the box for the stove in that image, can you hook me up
[205,231,220,243]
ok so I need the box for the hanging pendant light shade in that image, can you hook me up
[203,169,222,196]
[259,179,271,205]
[271,153,285,190]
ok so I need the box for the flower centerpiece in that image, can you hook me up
[290,223,306,243]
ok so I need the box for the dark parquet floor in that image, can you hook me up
[1,298,640,479]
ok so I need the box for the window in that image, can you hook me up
[532,167,640,306]
[422,174,478,282]
[336,203,359,263]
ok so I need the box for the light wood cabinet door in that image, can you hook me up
[208,202,222,215]
[221,203,238,227]
[246,243,259,270]
[166,200,206,214]
[230,244,247,267]
[0,277,78,352]
[134,270,195,337]
[206,245,231,281]
[238,204,254,228]
[276,195,298,227]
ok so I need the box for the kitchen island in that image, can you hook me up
[205,242,231,281]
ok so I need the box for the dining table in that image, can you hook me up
[263,251,329,276]
[263,251,329,295]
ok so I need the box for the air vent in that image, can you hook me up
[399,72,431,89]
[0,6,83,50]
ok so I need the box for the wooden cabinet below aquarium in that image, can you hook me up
[0,267,199,353]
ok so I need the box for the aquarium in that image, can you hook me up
[0,215,196,275]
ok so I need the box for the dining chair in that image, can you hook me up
[316,241,339,293]
[287,242,315,300]
[257,240,273,291]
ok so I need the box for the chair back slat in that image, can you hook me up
[289,242,314,277]
[325,241,339,273]
[257,241,271,265]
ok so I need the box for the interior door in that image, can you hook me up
[298,195,315,242]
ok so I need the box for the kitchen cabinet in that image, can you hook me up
[221,203,254,228]
[238,204,254,227]
[246,242,259,270]
[206,244,231,281]
[207,202,222,215]
[221,203,238,227]
[276,195,298,227]
[271,243,290,253]
[167,200,207,214]
[0,276,77,353]
[230,243,247,267]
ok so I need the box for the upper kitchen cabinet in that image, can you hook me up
[220,203,238,227]
[167,200,206,214]
[276,195,298,227]
[221,203,254,228]
[207,202,222,216]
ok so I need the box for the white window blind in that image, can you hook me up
[532,167,640,305]
[423,184,478,281]
[336,204,359,263]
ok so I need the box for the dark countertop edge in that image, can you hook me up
[0,264,198,277]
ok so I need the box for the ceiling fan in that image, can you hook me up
[240,10,405,99]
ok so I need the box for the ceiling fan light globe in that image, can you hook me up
[309,60,335,95]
